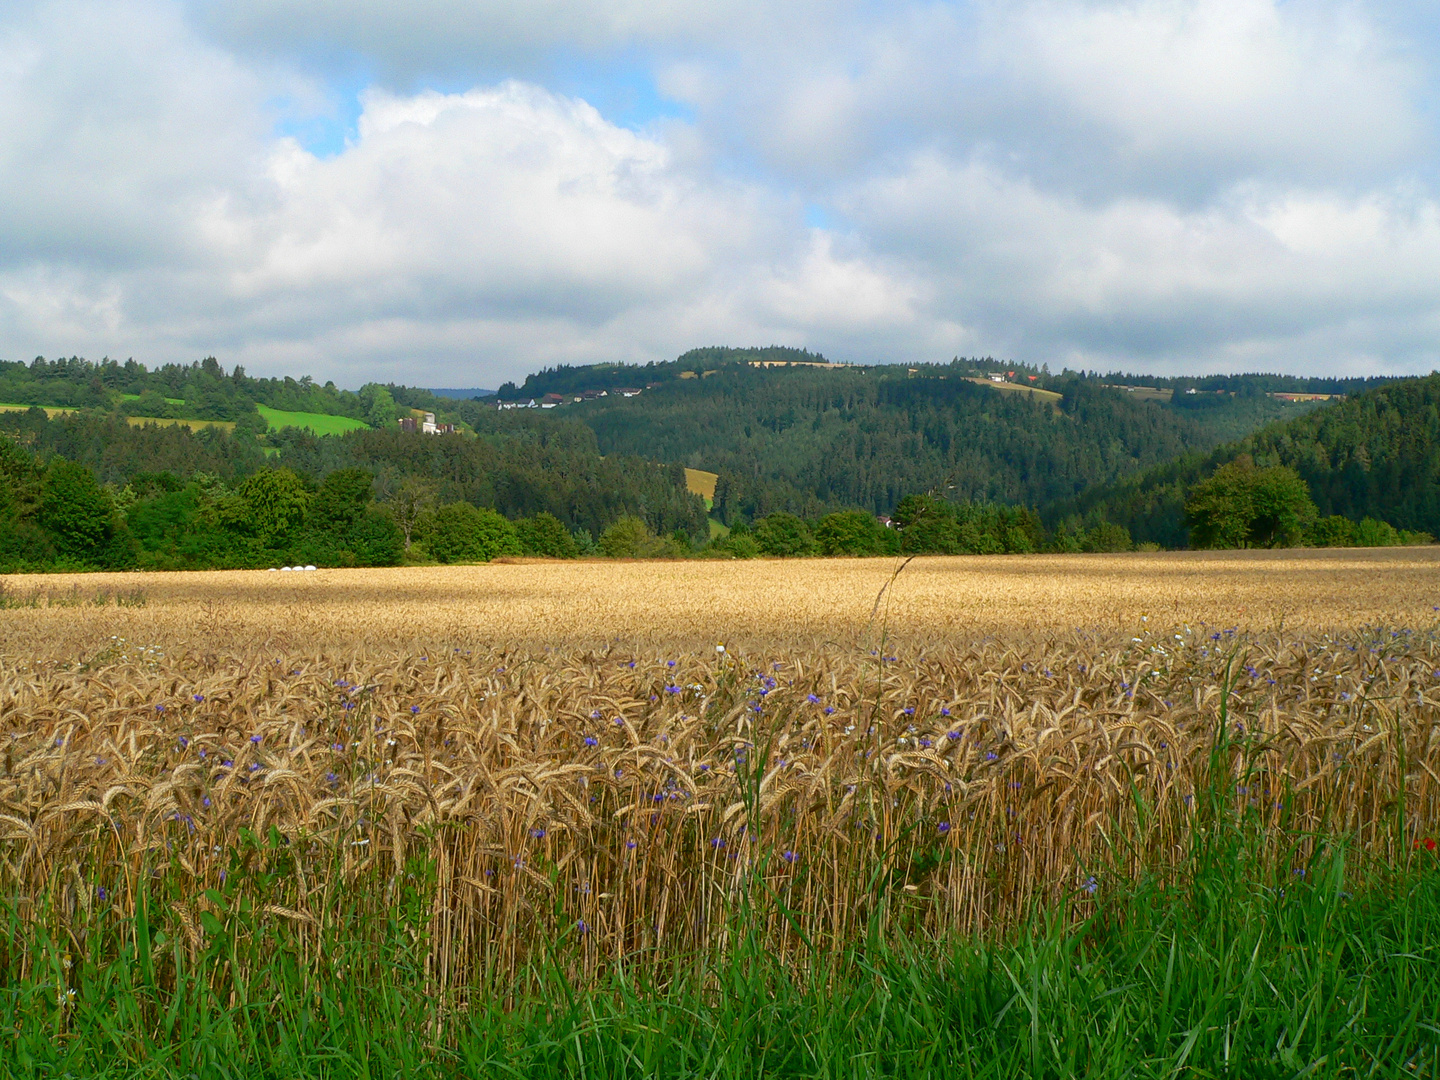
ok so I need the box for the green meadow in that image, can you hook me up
[256,405,371,436]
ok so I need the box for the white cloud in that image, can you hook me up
[0,15,918,382]
[844,152,1440,372]
[0,0,1438,381]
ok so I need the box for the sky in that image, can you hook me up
[2,1,1439,386]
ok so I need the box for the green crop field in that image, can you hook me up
[119,393,187,405]
[256,404,370,436]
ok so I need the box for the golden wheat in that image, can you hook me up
[2,546,1438,656]
[1,549,1438,998]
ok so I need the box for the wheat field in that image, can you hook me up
[2,548,1439,997]
[2,546,1438,655]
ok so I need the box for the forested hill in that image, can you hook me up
[469,360,1345,519]
[1048,374,1440,546]
[0,349,1408,534]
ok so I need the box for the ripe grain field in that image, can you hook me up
[3,546,1438,655]
[3,549,1440,1075]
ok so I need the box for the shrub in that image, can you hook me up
[1306,515,1357,547]
[599,516,684,558]
[1082,522,1132,553]
[815,511,896,556]
[1354,517,1401,548]
[723,533,760,559]
[754,513,817,556]
[425,503,522,563]
[516,512,579,558]
[599,516,651,558]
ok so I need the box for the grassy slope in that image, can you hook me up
[257,404,370,436]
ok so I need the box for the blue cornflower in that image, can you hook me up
[250,734,261,744]
[711,837,725,849]
[530,828,546,839]
[155,704,165,713]
[947,731,961,741]
[193,694,204,703]
[938,822,951,834]
[1082,876,1098,895]
[202,796,211,808]
[584,736,598,747]
[940,708,950,716]
[626,839,637,850]
[823,706,835,715]
[411,705,420,714]
[576,920,589,934]
[781,850,797,863]
[177,736,188,748]
[96,886,108,901]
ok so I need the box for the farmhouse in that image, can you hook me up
[396,412,456,433]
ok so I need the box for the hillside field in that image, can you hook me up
[256,404,370,436]
[124,416,235,432]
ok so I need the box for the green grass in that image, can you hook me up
[4,814,1438,1077]
[119,393,186,405]
[256,405,370,436]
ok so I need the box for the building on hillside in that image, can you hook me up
[540,393,565,408]
[397,411,453,433]
[616,387,642,397]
